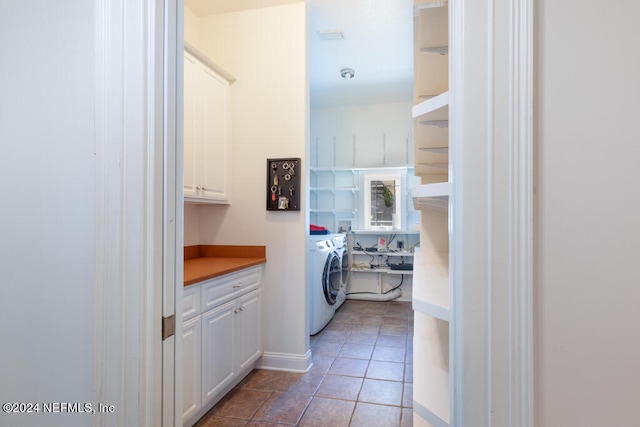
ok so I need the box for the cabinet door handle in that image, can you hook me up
[234,309,238,314]
[238,306,244,312]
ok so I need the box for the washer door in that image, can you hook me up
[340,248,349,287]
[322,251,342,305]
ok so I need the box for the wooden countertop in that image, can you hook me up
[184,245,266,286]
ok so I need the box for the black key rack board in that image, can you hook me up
[266,158,301,211]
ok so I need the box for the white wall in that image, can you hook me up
[311,102,414,168]
[0,3,95,426]
[536,0,640,425]
[186,3,309,369]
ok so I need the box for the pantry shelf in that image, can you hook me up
[411,182,450,211]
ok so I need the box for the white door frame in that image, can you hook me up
[93,0,181,425]
[450,0,534,425]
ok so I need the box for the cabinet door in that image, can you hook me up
[237,289,262,371]
[183,51,199,198]
[182,316,201,424]
[198,67,229,202]
[201,300,236,405]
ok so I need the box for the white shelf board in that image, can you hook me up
[414,0,448,12]
[416,162,448,170]
[350,229,420,235]
[412,91,449,120]
[412,182,450,211]
[310,166,413,173]
[419,119,448,129]
[351,267,413,275]
[413,311,450,424]
[310,209,356,214]
[310,187,359,193]
[418,147,448,154]
[351,250,415,257]
[420,46,449,55]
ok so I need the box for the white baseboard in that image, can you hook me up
[255,350,313,373]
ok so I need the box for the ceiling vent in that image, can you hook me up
[318,30,345,41]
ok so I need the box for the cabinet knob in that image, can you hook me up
[233,309,238,314]
[239,306,244,312]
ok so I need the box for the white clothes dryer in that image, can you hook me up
[330,234,348,310]
[308,235,344,335]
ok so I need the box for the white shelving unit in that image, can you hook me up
[412,1,452,426]
[310,166,420,233]
[309,168,359,233]
[346,230,420,302]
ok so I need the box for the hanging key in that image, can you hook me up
[271,186,277,201]
[274,174,279,186]
[289,185,294,196]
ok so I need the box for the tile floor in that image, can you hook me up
[194,299,413,427]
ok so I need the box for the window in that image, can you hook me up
[363,172,402,230]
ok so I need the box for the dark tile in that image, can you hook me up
[327,357,369,377]
[246,422,291,426]
[382,316,408,326]
[308,355,335,375]
[345,333,378,346]
[404,364,413,383]
[351,323,381,335]
[338,343,374,360]
[358,379,403,406]
[350,402,401,427]
[404,346,413,364]
[298,397,356,427]
[208,388,271,419]
[275,372,324,395]
[195,415,248,426]
[380,324,409,336]
[357,315,385,325]
[237,370,288,392]
[315,374,363,401]
[376,334,407,348]
[403,382,413,408]
[372,345,406,363]
[401,408,413,427]
[362,307,388,316]
[366,360,405,381]
[384,310,409,319]
[333,312,361,323]
[311,341,343,358]
[316,329,350,344]
[251,391,311,425]
[325,321,354,332]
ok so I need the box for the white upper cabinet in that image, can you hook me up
[184,47,232,204]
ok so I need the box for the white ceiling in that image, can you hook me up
[185,0,414,107]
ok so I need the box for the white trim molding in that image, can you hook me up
[255,350,314,373]
[451,0,534,425]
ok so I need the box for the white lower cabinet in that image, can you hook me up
[201,300,236,403]
[182,315,202,422]
[237,290,262,371]
[182,266,263,426]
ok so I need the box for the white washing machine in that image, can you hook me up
[330,234,348,310]
[308,235,345,335]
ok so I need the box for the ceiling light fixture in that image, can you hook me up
[340,67,355,80]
